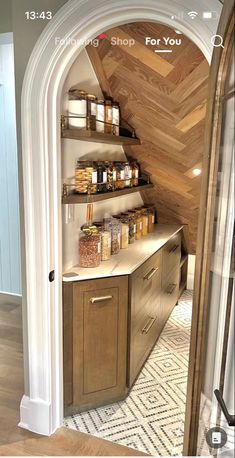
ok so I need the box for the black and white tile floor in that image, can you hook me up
[64,290,193,456]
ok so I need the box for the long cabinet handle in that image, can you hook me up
[166,283,177,295]
[143,267,159,281]
[169,244,179,254]
[141,316,156,334]
[90,295,113,304]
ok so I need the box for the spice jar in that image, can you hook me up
[112,102,120,136]
[79,226,101,268]
[96,99,105,133]
[87,94,97,131]
[100,230,111,261]
[121,213,135,244]
[124,162,132,187]
[105,100,113,134]
[131,161,139,187]
[68,89,87,130]
[75,161,97,194]
[115,162,125,189]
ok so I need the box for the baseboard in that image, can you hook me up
[19,395,55,436]
[0,291,22,306]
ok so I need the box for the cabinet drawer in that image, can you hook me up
[162,233,181,280]
[161,265,180,323]
[129,301,162,386]
[131,250,162,318]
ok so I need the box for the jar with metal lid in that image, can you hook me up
[112,102,120,136]
[79,226,101,268]
[123,162,132,187]
[115,162,125,189]
[131,161,139,187]
[121,213,135,244]
[68,89,87,130]
[96,99,105,133]
[105,161,117,191]
[87,94,97,131]
[100,230,111,261]
[105,100,113,134]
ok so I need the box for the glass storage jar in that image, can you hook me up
[79,226,101,268]
[97,162,108,193]
[120,222,129,249]
[96,99,105,133]
[144,205,155,233]
[75,161,97,194]
[131,161,139,187]
[126,211,138,240]
[124,162,132,187]
[87,94,97,131]
[140,207,149,236]
[68,89,87,130]
[112,102,120,136]
[105,217,121,255]
[105,100,113,134]
[105,161,117,191]
[121,213,135,244]
[115,162,125,189]
[131,209,143,240]
[100,230,111,261]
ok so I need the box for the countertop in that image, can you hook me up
[62,224,183,282]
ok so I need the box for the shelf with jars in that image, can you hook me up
[62,160,153,204]
[61,89,140,145]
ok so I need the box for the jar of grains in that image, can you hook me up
[105,100,113,134]
[100,230,111,261]
[144,205,155,233]
[105,161,117,191]
[105,217,120,255]
[140,207,149,236]
[68,89,87,130]
[132,209,143,240]
[79,226,101,268]
[97,162,107,193]
[121,213,135,244]
[115,162,125,189]
[112,102,120,136]
[120,222,129,249]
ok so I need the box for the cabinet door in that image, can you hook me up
[162,232,181,280]
[66,276,128,413]
[161,265,180,323]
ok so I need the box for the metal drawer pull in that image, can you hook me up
[169,244,179,254]
[90,295,113,304]
[166,283,177,295]
[144,267,159,280]
[141,316,156,334]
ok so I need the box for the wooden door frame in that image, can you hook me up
[183,1,235,455]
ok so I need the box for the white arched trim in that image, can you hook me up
[19,0,221,435]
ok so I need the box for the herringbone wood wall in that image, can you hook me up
[87,23,209,253]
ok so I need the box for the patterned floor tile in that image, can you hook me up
[65,290,193,456]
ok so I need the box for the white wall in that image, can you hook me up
[62,50,143,271]
[0,34,21,294]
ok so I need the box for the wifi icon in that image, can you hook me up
[188,11,198,19]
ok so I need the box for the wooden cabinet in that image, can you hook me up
[63,276,128,414]
[128,250,163,386]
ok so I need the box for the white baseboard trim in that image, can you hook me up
[19,395,55,436]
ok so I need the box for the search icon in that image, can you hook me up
[211,34,224,48]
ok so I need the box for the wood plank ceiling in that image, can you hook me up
[86,22,209,253]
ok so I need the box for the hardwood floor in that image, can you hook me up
[0,295,146,456]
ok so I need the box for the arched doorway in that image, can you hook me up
[19,0,221,437]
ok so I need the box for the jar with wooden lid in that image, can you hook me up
[79,226,101,268]
[121,213,135,244]
[87,94,97,131]
[124,162,132,187]
[115,162,125,189]
[68,89,87,130]
[131,161,139,187]
[112,102,120,136]
[96,99,105,133]
[105,100,113,134]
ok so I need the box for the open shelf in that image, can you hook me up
[62,182,154,204]
[61,129,141,146]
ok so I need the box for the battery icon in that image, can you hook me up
[202,11,217,19]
